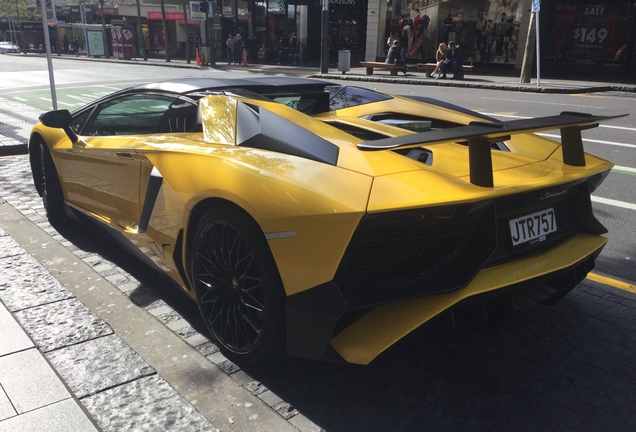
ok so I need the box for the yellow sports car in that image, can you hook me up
[29,77,623,365]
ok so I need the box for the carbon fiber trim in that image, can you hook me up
[138,167,163,233]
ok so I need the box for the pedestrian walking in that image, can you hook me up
[72,38,80,57]
[233,34,243,65]
[226,33,235,64]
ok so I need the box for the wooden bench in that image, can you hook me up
[417,63,474,79]
[359,61,408,76]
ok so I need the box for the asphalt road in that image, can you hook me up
[1,55,636,432]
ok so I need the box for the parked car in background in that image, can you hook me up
[0,41,20,54]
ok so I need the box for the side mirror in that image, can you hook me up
[39,109,71,128]
[39,110,78,143]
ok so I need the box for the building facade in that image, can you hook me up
[3,0,633,74]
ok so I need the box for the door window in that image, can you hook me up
[82,94,175,136]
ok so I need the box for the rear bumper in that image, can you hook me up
[285,233,606,364]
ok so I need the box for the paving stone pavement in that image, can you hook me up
[0,163,220,431]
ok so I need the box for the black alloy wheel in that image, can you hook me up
[37,141,65,222]
[190,205,285,363]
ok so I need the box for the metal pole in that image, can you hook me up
[40,0,57,110]
[136,0,147,60]
[50,0,57,21]
[182,0,190,63]
[320,0,329,73]
[49,0,60,56]
[99,0,110,57]
[80,2,87,56]
[9,17,16,46]
[14,0,20,47]
[535,8,541,86]
[208,0,215,66]
[160,0,170,62]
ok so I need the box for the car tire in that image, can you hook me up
[37,141,66,223]
[190,205,286,364]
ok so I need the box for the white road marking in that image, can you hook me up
[613,165,636,174]
[482,112,636,133]
[482,112,636,148]
[13,97,27,102]
[38,97,75,107]
[538,133,636,149]
[601,124,636,131]
[480,97,602,110]
[592,196,636,211]
[67,95,94,102]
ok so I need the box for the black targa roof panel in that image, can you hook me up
[134,77,334,95]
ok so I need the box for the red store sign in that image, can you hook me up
[148,11,185,20]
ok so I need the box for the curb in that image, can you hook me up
[0,140,27,157]
[19,52,636,94]
[311,73,629,94]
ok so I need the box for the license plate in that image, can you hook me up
[509,208,557,246]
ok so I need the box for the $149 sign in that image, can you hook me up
[573,27,608,45]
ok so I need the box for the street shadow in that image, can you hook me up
[244,292,636,431]
[50,210,207,334]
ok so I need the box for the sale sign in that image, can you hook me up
[544,2,631,61]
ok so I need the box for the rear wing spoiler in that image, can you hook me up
[357,112,627,187]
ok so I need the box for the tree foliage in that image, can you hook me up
[0,0,38,21]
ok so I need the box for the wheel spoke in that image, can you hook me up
[193,218,266,354]
[233,302,252,348]
[40,150,48,204]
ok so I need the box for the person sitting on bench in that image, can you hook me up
[386,40,401,64]
[440,41,464,80]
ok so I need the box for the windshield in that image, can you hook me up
[326,86,393,111]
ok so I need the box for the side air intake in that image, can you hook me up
[235,101,339,165]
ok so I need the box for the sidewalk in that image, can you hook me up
[0,299,100,431]
[10,51,636,94]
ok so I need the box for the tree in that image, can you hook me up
[0,0,35,22]
[0,0,37,46]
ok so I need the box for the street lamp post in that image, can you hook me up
[201,0,214,66]
[135,0,147,60]
[320,0,329,73]
[99,0,110,57]
[182,0,190,63]
[208,0,215,66]
[39,0,57,109]
[14,0,21,47]
[160,0,170,62]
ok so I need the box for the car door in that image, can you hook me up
[54,93,177,230]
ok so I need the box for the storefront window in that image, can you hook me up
[544,1,633,61]
[330,0,367,53]
[383,0,523,64]
[473,0,522,64]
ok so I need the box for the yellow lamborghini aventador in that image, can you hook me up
[28,77,624,365]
